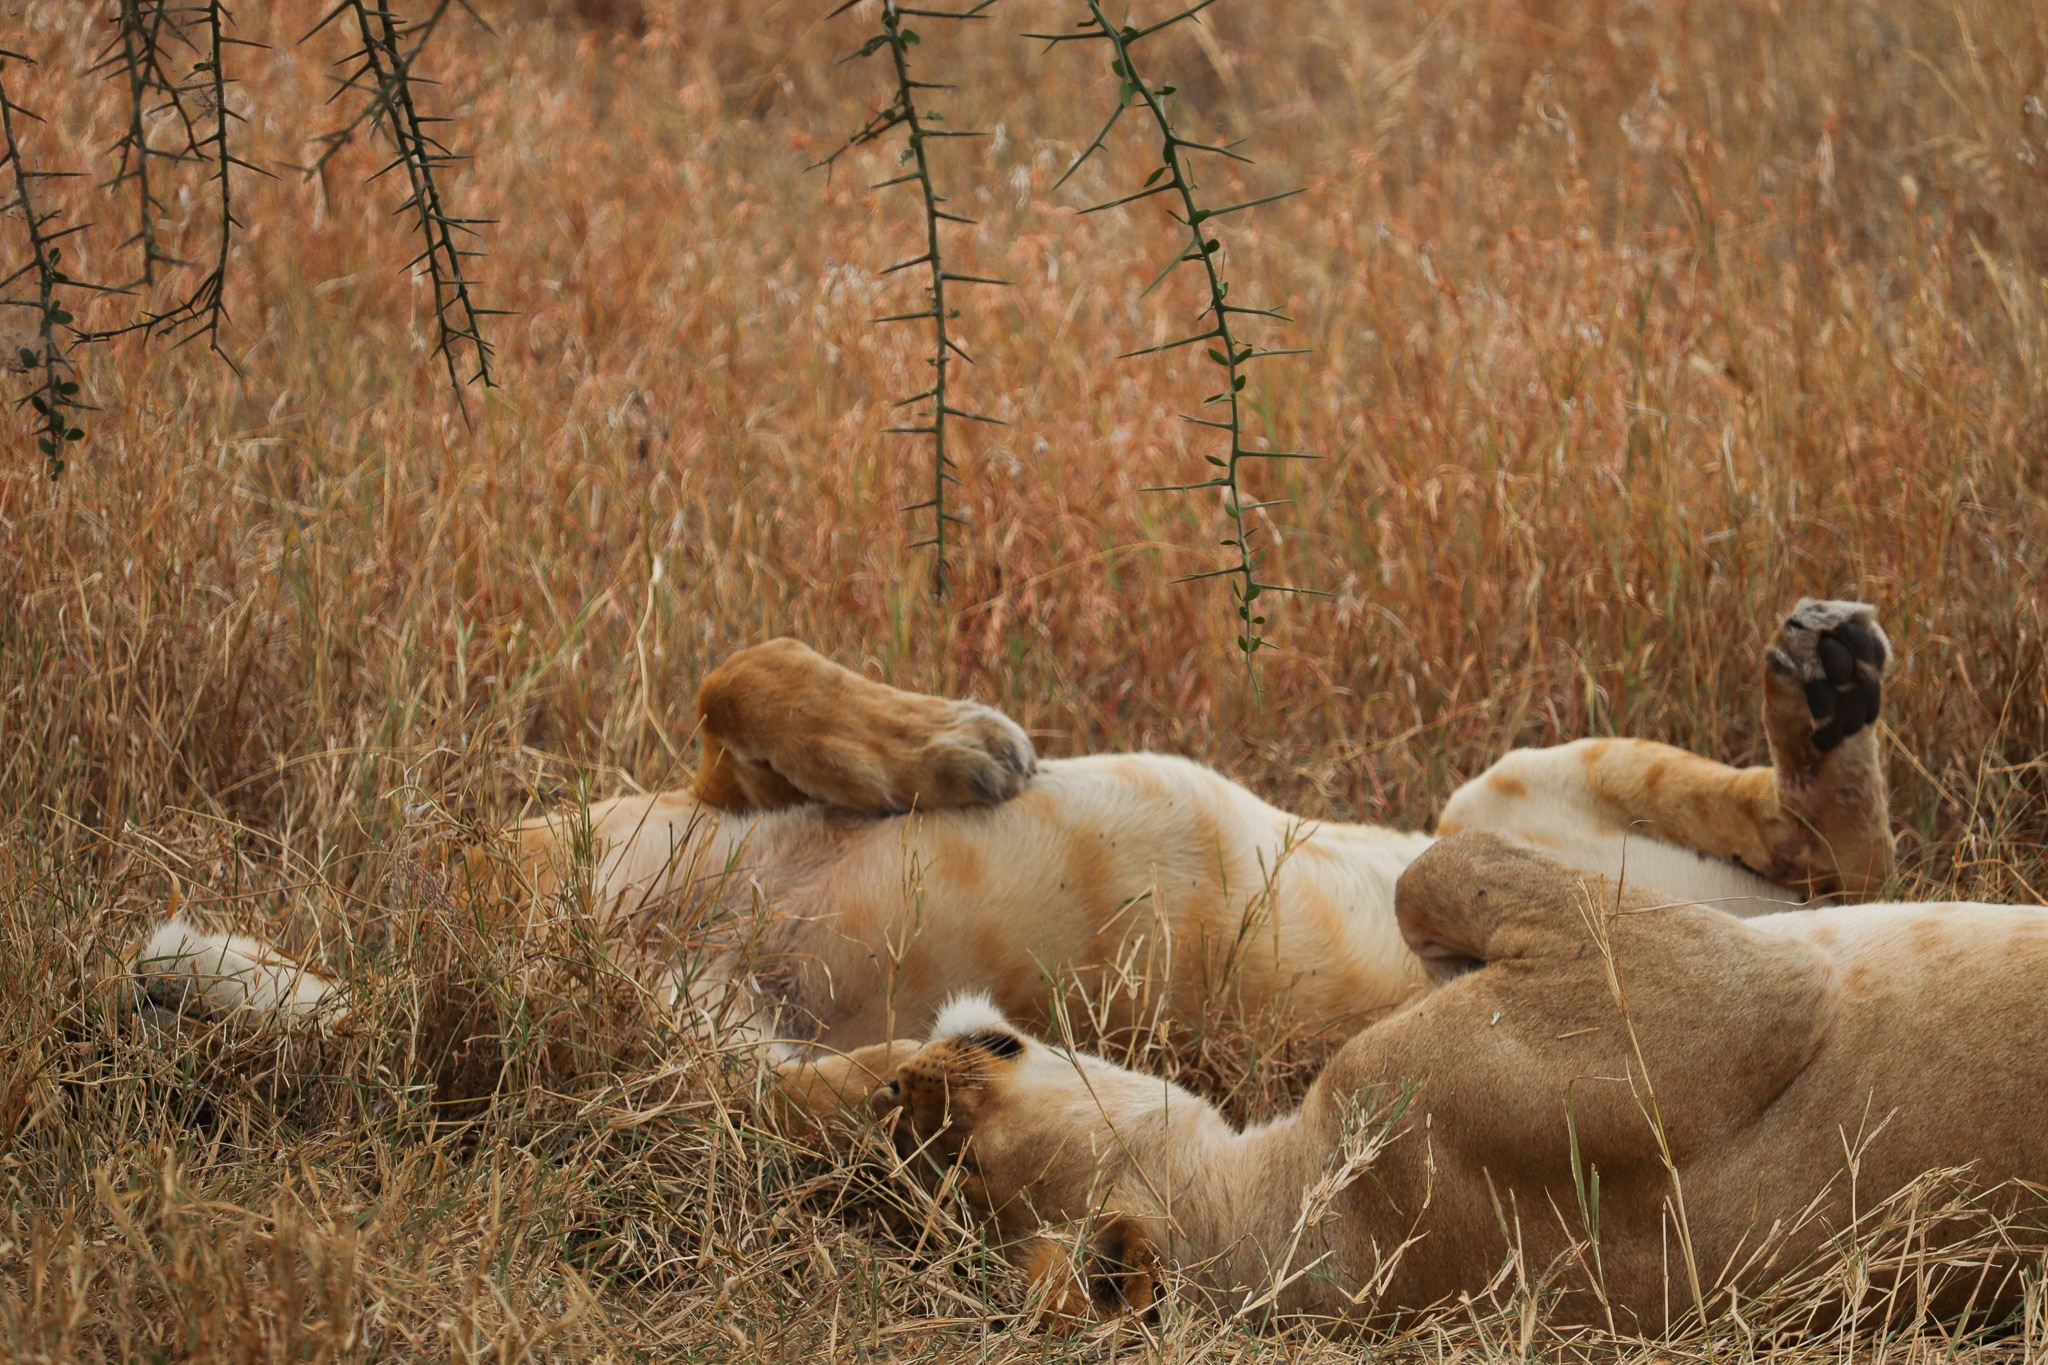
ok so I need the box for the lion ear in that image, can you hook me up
[1017,1214,1161,1325]
[932,990,1017,1040]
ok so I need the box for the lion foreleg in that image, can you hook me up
[691,638,1035,815]
[129,917,345,1031]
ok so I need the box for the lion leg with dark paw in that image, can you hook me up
[1438,599,1895,902]
[692,639,1036,815]
[128,917,346,1032]
[1761,598,1893,895]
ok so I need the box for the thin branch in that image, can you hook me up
[320,0,499,400]
[0,53,95,478]
[94,1,208,288]
[1057,2,1314,672]
[129,0,264,358]
[301,0,472,179]
[816,0,1002,599]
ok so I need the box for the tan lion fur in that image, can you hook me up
[850,832,2048,1330]
[130,601,1894,1063]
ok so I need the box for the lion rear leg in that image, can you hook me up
[692,638,1035,815]
[1439,600,1894,899]
[1760,598,1893,895]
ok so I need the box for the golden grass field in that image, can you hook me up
[3,0,2048,1357]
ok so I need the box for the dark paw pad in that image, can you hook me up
[1774,599,1889,753]
[1805,624,1884,751]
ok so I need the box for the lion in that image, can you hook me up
[823,833,2048,1330]
[131,599,1894,1060]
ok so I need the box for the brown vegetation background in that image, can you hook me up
[2,0,2046,1358]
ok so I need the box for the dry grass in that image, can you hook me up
[2,0,2047,1358]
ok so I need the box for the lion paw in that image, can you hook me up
[921,701,1037,807]
[695,639,1038,814]
[1766,599,1890,753]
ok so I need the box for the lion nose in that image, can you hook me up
[868,1079,902,1117]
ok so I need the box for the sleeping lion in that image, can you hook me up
[133,598,2047,1329]
[816,833,2048,1329]
[131,598,1896,1052]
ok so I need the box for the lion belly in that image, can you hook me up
[706,755,1436,1046]
[570,751,1821,1051]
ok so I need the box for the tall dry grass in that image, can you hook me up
[2,0,2046,1358]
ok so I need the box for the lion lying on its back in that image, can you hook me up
[123,596,2047,1334]
[131,599,1896,1057]
[812,833,2048,1329]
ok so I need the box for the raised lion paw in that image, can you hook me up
[1766,599,1890,753]
[920,700,1037,807]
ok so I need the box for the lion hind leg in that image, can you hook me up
[1439,739,1788,885]
[130,917,345,1031]
[692,638,1035,815]
[1441,600,1894,900]
[1760,598,1893,896]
